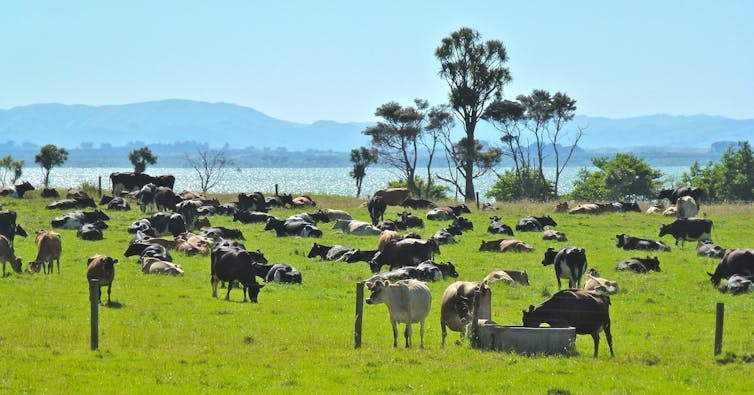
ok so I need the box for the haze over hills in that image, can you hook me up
[1,99,752,152]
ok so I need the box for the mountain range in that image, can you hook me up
[1,99,752,151]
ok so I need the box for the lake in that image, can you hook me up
[29,166,691,199]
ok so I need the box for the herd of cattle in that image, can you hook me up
[1,177,753,356]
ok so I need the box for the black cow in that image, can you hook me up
[176,199,202,231]
[608,201,641,212]
[233,210,276,224]
[264,217,322,238]
[401,198,436,209]
[616,256,661,273]
[149,212,187,237]
[516,216,557,232]
[368,195,387,226]
[237,192,267,212]
[46,197,96,210]
[153,187,182,211]
[265,193,294,208]
[708,248,754,286]
[487,216,514,235]
[211,248,265,302]
[77,222,106,240]
[343,249,379,264]
[0,210,28,246]
[615,234,670,251]
[659,218,713,248]
[657,186,703,204]
[398,211,424,229]
[416,260,458,281]
[110,172,175,193]
[100,195,131,211]
[51,210,109,230]
[124,242,173,262]
[451,216,474,231]
[40,188,59,198]
[307,243,355,261]
[523,289,614,358]
[0,181,35,198]
[369,238,440,273]
[542,246,588,289]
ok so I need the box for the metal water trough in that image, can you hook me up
[474,320,576,355]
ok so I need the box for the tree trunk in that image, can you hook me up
[463,161,475,202]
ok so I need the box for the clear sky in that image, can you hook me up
[2,1,752,123]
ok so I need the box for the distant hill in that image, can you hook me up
[1,99,752,151]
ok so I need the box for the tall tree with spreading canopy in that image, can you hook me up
[436,27,511,201]
[35,144,68,188]
[349,147,378,198]
[128,147,157,174]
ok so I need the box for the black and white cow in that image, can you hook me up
[487,216,514,235]
[541,246,588,289]
[51,210,109,230]
[149,212,187,237]
[0,210,28,246]
[516,215,557,232]
[616,256,661,273]
[615,234,670,251]
[658,218,713,248]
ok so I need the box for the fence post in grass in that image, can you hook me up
[714,302,724,356]
[275,184,279,196]
[90,279,100,351]
[354,282,364,349]
[98,176,102,198]
[475,192,480,210]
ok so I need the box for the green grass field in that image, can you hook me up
[1,191,752,394]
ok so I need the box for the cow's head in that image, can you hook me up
[521,305,542,328]
[245,282,264,303]
[365,280,389,305]
[542,247,557,266]
[441,261,459,278]
[658,224,671,238]
[615,234,627,247]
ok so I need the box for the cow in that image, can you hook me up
[265,193,293,208]
[287,211,329,225]
[237,192,267,212]
[40,187,59,198]
[583,269,619,295]
[659,218,712,248]
[0,210,28,246]
[516,215,557,232]
[332,219,382,236]
[431,228,457,245]
[99,195,131,211]
[418,260,459,280]
[211,248,265,302]
[523,289,614,358]
[646,204,664,215]
[367,195,387,226]
[481,202,499,211]
[45,197,96,210]
[307,243,355,261]
[657,186,703,205]
[365,279,432,348]
[153,187,182,211]
[616,256,661,273]
[676,196,699,218]
[134,183,157,213]
[543,229,568,242]
[291,195,316,207]
[615,234,671,251]
[262,263,302,284]
[451,216,474,231]
[426,204,471,221]
[124,242,173,262]
[233,210,276,224]
[607,201,641,213]
[400,198,436,210]
[697,240,726,258]
[109,172,174,194]
[718,275,754,295]
[0,181,35,198]
[553,202,569,213]
[373,188,410,206]
[86,254,118,305]
[127,219,155,236]
[483,269,530,286]
[77,222,105,241]
[663,206,678,216]
[369,238,440,273]
[140,256,185,276]
[51,210,109,230]
[365,267,423,283]
[499,239,534,253]
[130,231,177,250]
[487,216,514,235]
[174,233,214,256]
[398,211,424,229]
[264,217,322,238]
[440,281,491,347]
[568,203,604,215]
[317,208,353,221]
[149,212,187,237]
[376,219,400,232]
[542,246,588,289]
[343,249,379,264]
[0,235,23,276]
[707,248,754,287]
[199,227,245,241]
[176,199,203,232]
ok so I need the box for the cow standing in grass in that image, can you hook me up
[365,279,431,348]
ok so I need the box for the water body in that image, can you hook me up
[32,166,690,199]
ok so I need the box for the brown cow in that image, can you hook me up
[483,269,530,286]
[292,195,317,208]
[583,268,619,295]
[86,254,118,305]
[543,229,568,242]
[440,281,491,347]
[0,235,23,276]
[553,202,569,213]
[499,239,534,252]
[373,188,410,206]
[30,231,62,274]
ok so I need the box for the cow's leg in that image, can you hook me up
[404,323,412,348]
[211,276,218,297]
[56,258,60,274]
[391,319,399,348]
[106,283,112,306]
[419,320,425,349]
[225,281,233,301]
[591,332,600,358]
[604,322,615,357]
[556,275,562,290]
[2,262,5,277]
[242,285,248,302]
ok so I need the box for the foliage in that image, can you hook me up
[34,144,69,187]
[348,147,378,198]
[485,167,553,201]
[0,155,24,186]
[681,141,754,202]
[436,27,511,200]
[128,146,158,174]
[184,147,234,193]
[387,177,449,200]
[569,153,662,201]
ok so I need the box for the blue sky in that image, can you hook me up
[2,1,753,123]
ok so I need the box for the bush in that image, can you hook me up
[682,141,754,202]
[485,167,553,201]
[388,177,449,200]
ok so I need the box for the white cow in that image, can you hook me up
[140,256,185,276]
[365,279,432,348]
[583,269,619,295]
[676,196,698,218]
[332,219,382,236]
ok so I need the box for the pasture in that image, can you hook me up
[1,191,753,394]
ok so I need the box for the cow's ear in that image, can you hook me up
[380,280,389,287]
[528,305,535,312]
[111,258,119,264]
[365,281,374,289]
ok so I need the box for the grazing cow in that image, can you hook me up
[483,269,530,286]
[45,196,96,210]
[553,202,569,213]
[265,193,294,208]
[237,192,267,212]
[369,238,440,273]
[487,216,514,235]
[30,231,61,274]
[542,246,588,289]
[523,289,614,358]
[426,204,471,221]
[0,235,23,276]
[124,242,173,262]
[440,281,491,347]
[332,219,382,236]
[451,216,474,231]
[431,228,457,245]
[718,275,754,295]
[149,212,187,237]
[543,229,568,242]
[401,198,436,210]
[583,269,619,295]
[0,210,28,246]
[51,210,109,230]
[707,248,754,287]
[0,181,35,198]
[697,240,726,258]
[658,218,712,248]
[86,255,118,305]
[153,187,182,211]
[657,186,703,205]
[262,263,302,284]
[291,195,316,207]
[140,256,185,276]
[516,216,557,232]
[367,195,387,226]
[77,223,105,241]
[233,210,276,224]
[676,196,699,218]
[318,208,353,221]
[365,279,432,348]
[265,217,322,238]
[373,188,410,206]
[211,248,265,302]
[615,234,670,251]
[616,256,661,273]
[398,211,424,229]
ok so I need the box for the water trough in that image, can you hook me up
[473,319,576,355]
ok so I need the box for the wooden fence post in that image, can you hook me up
[98,176,102,198]
[475,192,480,210]
[275,184,279,196]
[354,282,364,349]
[714,302,724,356]
[89,280,100,350]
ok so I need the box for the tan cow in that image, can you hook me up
[30,231,62,274]
[318,208,352,221]
[332,219,382,236]
[373,188,409,206]
[140,256,185,276]
[663,206,678,216]
[440,281,491,347]
[568,203,603,214]
[483,269,530,286]
[543,229,568,242]
[646,204,664,214]
[0,235,22,276]
[292,195,316,208]
[377,230,401,251]
[499,239,534,252]
[365,279,432,348]
[583,268,619,295]
[553,202,569,213]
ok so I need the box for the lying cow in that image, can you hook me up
[307,243,355,261]
[401,198,436,210]
[264,217,322,238]
[542,229,567,242]
[487,216,514,235]
[542,246,588,289]
[615,234,670,251]
[697,240,726,258]
[616,256,661,273]
[583,268,619,295]
[51,210,109,230]
[515,215,557,232]
[332,219,381,236]
[426,204,470,221]
[260,263,302,284]
[707,248,754,287]
[717,275,753,295]
[440,281,491,347]
[483,269,530,286]
[140,256,185,275]
[478,239,534,253]
[365,279,432,348]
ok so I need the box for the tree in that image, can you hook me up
[0,155,24,186]
[35,144,69,188]
[349,147,378,198]
[128,147,157,173]
[681,141,754,202]
[547,92,582,196]
[570,153,662,201]
[184,147,234,193]
[436,27,511,201]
